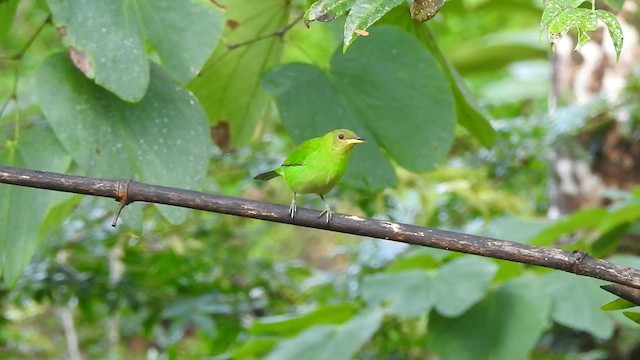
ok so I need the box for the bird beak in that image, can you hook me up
[346,137,365,144]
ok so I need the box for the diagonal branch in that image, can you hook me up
[1,164,640,292]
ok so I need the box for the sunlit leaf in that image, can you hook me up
[541,1,623,59]
[623,311,640,325]
[596,9,623,60]
[342,0,404,51]
[190,0,289,146]
[540,0,586,31]
[601,298,636,311]
[304,0,356,25]
[548,8,598,46]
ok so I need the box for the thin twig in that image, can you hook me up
[0,14,51,121]
[0,14,51,61]
[199,11,301,75]
[227,13,303,50]
[1,164,640,293]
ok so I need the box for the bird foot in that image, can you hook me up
[319,205,332,224]
[288,197,297,218]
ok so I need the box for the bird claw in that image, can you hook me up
[288,196,297,218]
[319,204,332,224]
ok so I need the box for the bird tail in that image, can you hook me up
[253,170,280,181]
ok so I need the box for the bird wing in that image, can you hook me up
[281,138,320,167]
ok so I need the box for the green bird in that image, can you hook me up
[254,129,365,223]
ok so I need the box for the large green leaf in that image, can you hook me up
[543,272,614,339]
[0,124,72,286]
[134,0,225,85]
[265,306,383,360]
[379,8,496,146]
[331,26,455,171]
[46,0,223,101]
[429,277,551,360]
[361,270,434,317]
[263,26,455,189]
[433,256,497,317]
[36,54,211,224]
[190,0,289,146]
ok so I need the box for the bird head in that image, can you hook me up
[326,129,366,152]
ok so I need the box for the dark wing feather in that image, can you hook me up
[253,170,279,181]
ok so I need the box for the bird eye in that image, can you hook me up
[338,133,345,140]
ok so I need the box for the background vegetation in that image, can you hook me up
[1,0,639,359]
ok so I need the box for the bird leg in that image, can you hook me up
[288,193,297,218]
[318,195,332,223]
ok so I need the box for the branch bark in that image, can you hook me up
[2,165,640,291]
